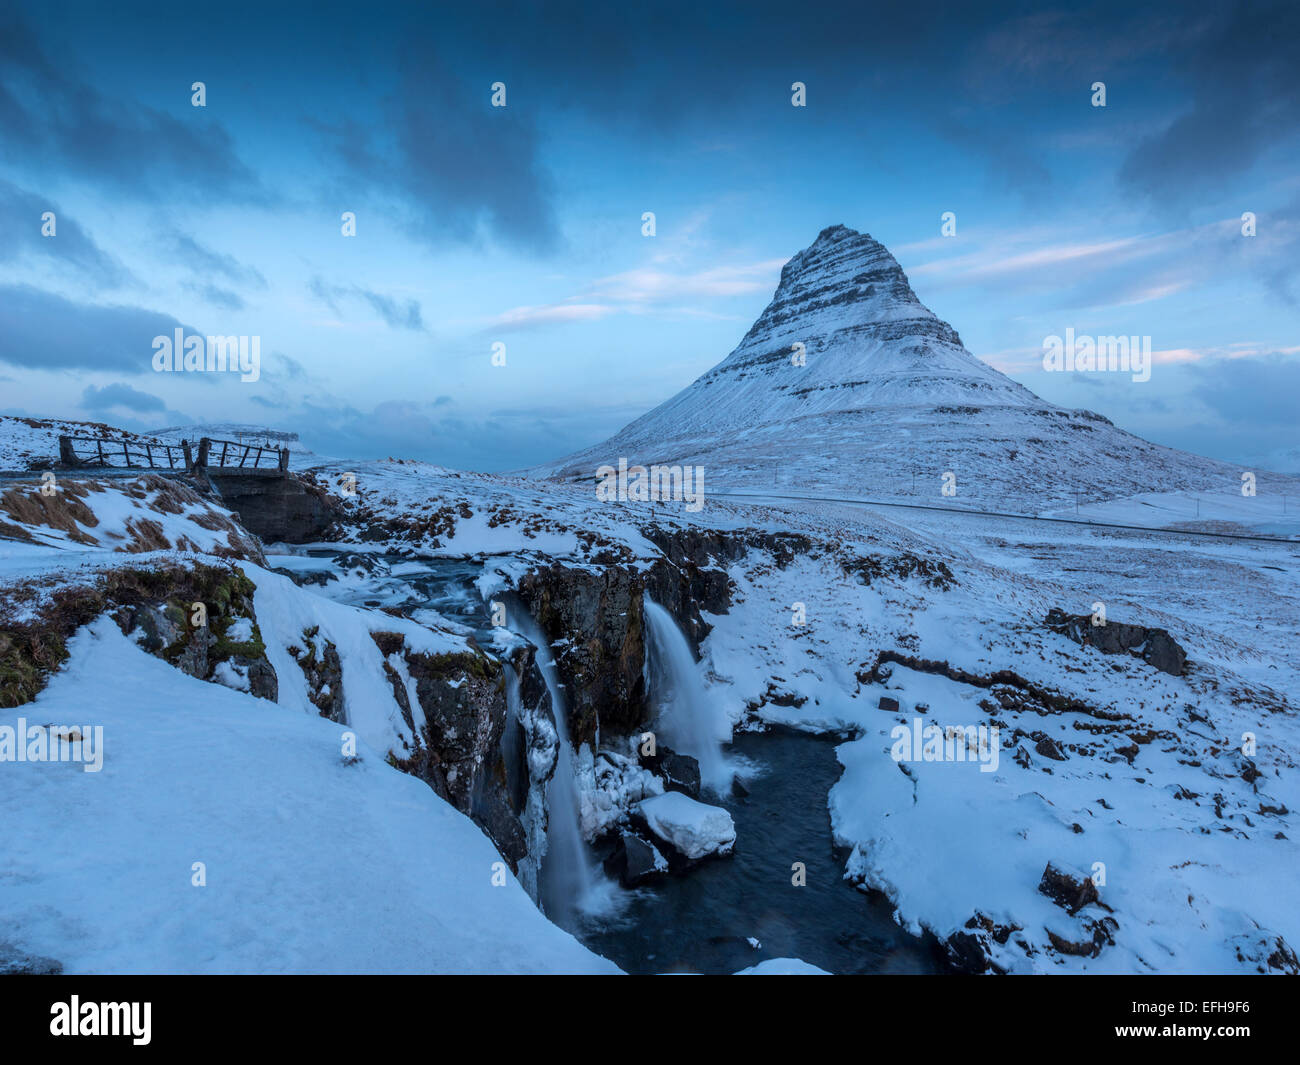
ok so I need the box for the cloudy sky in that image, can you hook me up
[2,0,1298,470]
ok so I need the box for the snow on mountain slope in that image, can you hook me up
[0,619,617,974]
[530,225,1267,509]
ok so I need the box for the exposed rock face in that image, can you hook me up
[640,746,702,799]
[1045,916,1119,958]
[377,634,528,866]
[512,524,735,749]
[110,567,279,701]
[943,914,1018,974]
[514,562,649,748]
[208,472,344,544]
[1044,608,1188,676]
[288,627,344,721]
[1034,734,1068,761]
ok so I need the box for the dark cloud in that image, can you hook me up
[326,51,560,255]
[0,13,265,203]
[309,276,424,331]
[0,179,132,287]
[1118,2,1300,200]
[81,382,166,412]
[0,284,190,372]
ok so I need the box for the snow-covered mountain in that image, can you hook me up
[531,225,1253,509]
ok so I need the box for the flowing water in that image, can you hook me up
[643,598,733,795]
[509,610,596,930]
[276,548,940,971]
[581,727,942,974]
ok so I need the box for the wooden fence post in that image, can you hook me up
[58,436,77,466]
[278,447,290,473]
[196,438,211,470]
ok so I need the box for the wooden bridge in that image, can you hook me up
[58,434,290,477]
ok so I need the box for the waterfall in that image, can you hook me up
[501,663,541,903]
[512,612,593,928]
[643,598,732,794]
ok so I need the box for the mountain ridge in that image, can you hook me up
[529,224,1250,509]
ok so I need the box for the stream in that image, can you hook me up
[270,547,942,974]
[578,727,941,974]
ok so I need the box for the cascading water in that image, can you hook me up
[643,598,733,794]
[511,612,593,929]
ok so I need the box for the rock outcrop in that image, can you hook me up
[512,524,735,748]
[1044,608,1188,676]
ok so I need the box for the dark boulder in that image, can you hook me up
[1044,608,1187,676]
[641,745,701,799]
[1034,734,1068,761]
[605,831,669,887]
[1038,860,1100,914]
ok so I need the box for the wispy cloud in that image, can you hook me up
[308,277,424,331]
[488,303,616,331]
[485,256,783,332]
[0,179,133,289]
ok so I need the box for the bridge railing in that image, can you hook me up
[59,434,192,470]
[195,437,289,472]
[58,435,290,474]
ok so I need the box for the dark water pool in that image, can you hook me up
[577,727,944,974]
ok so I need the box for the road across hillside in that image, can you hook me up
[715,490,1300,546]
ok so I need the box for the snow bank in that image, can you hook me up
[0,619,618,974]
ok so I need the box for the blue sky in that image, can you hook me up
[2,0,1298,470]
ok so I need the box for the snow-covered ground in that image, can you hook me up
[691,495,1299,973]
[1039,488,1300,538]
[281,451,1299,972]
[0,620,615,974]
[4,401,1296,974]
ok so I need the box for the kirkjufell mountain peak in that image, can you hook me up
[532,224,1240,508]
